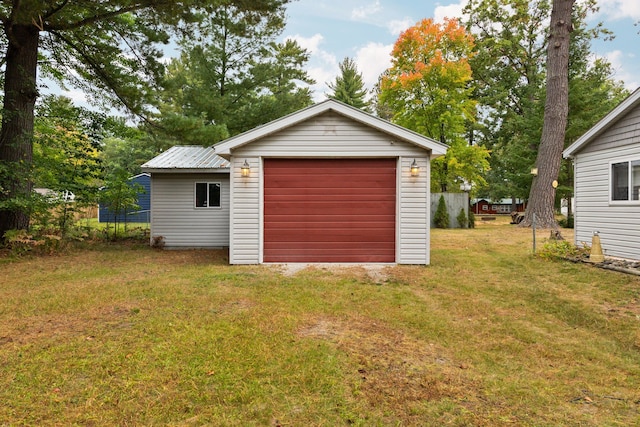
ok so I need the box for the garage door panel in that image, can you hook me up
[265,226,395,241]
[265,215,395,224]
[265,178,395,190]
[264,249,395,263]
[264,158,396,263]
[266,191,394,200]
[265,204,395,216]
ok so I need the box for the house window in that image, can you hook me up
[611,160,640,202]
[195,182,221,208]
[482,205,488,211]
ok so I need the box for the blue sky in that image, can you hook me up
[281,0,640,101]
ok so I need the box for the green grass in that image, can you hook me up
[1,221,639,425]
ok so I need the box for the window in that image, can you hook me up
[611,160,640,202]
[482,205,488,211]
[195,182,221,208]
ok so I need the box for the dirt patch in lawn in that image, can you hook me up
[276,264,391,284]
[298,316,480,420]
[0,303,142,346]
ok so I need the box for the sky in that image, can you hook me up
[281,0,640,101]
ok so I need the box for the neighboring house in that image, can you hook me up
[142,99,447,264]
[34,188,76,202]
[98,173,151,224]
[471,198,526,215]
[563,88,640,261]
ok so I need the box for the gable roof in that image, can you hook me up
[564,87,640,158]
[213,99,448,157]
[141,146,230,173]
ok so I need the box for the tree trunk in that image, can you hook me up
[0,24,40,240]
[520,0,575,229]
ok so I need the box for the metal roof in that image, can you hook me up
[141,146,230,173]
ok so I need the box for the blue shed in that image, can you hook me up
[99,173,151,223]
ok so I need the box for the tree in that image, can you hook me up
[464,0,626,211]
[464,0,551,203]
[520,0,574,228]
[0,0,290,241]
[100,168,143,240]
[434,195,450,228]
[327,57,369,110]
[156,4,313,143]
[32,96,102,236]
[101,135,158,178]
[378,18,490,192]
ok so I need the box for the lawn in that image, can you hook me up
[1,219,639,426]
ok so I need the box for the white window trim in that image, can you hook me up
[194,181,222,209]
[609,158,640,205]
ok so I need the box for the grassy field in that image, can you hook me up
[1,219,639,426]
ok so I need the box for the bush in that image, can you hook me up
[538,239,587,261]
[3,229,64,256]
[468,210,475,229]
[558,215,574,228]
[457,208,468,228]
[434,195,449,228]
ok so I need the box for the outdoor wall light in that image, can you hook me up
[531,167,538,176]
[241,159,250,177]
[410,159,420,177]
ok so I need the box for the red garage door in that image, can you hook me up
[264,158,396,262]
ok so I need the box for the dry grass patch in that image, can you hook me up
[298,315,480,421]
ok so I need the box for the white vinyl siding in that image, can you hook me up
[397,156,431,264]
[150,173,230,248]
[229,157,261,264]
[580,105,640,154]
[233,111,428,158]
[574,144,640,260]
[229,112,432,265]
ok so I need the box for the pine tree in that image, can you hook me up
[327,57,370,111]
[434,195,450,229]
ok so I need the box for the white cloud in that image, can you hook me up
[286,33,339,101]
[351,1,382,20]
[287,33,325,54]
[354,42,393,90]
[387,18,415,36]
[603,50,639,90]
[434,0,469,23]
[592,0,640,20]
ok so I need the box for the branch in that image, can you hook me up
[45,1,169,31]
[4,0,23,46]
[43,0,70,20]
[50,29,155,126]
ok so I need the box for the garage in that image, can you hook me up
[212,99,447,265]
[263,158,396,262]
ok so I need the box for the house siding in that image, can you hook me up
[580,104,640,154]
[574,143,640,260]
[398,156,430,264]
[150,173,230,248]
[229,112,431,264]
[99,173,151,223]
[234,111,428,158]
[229,158,261,264]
